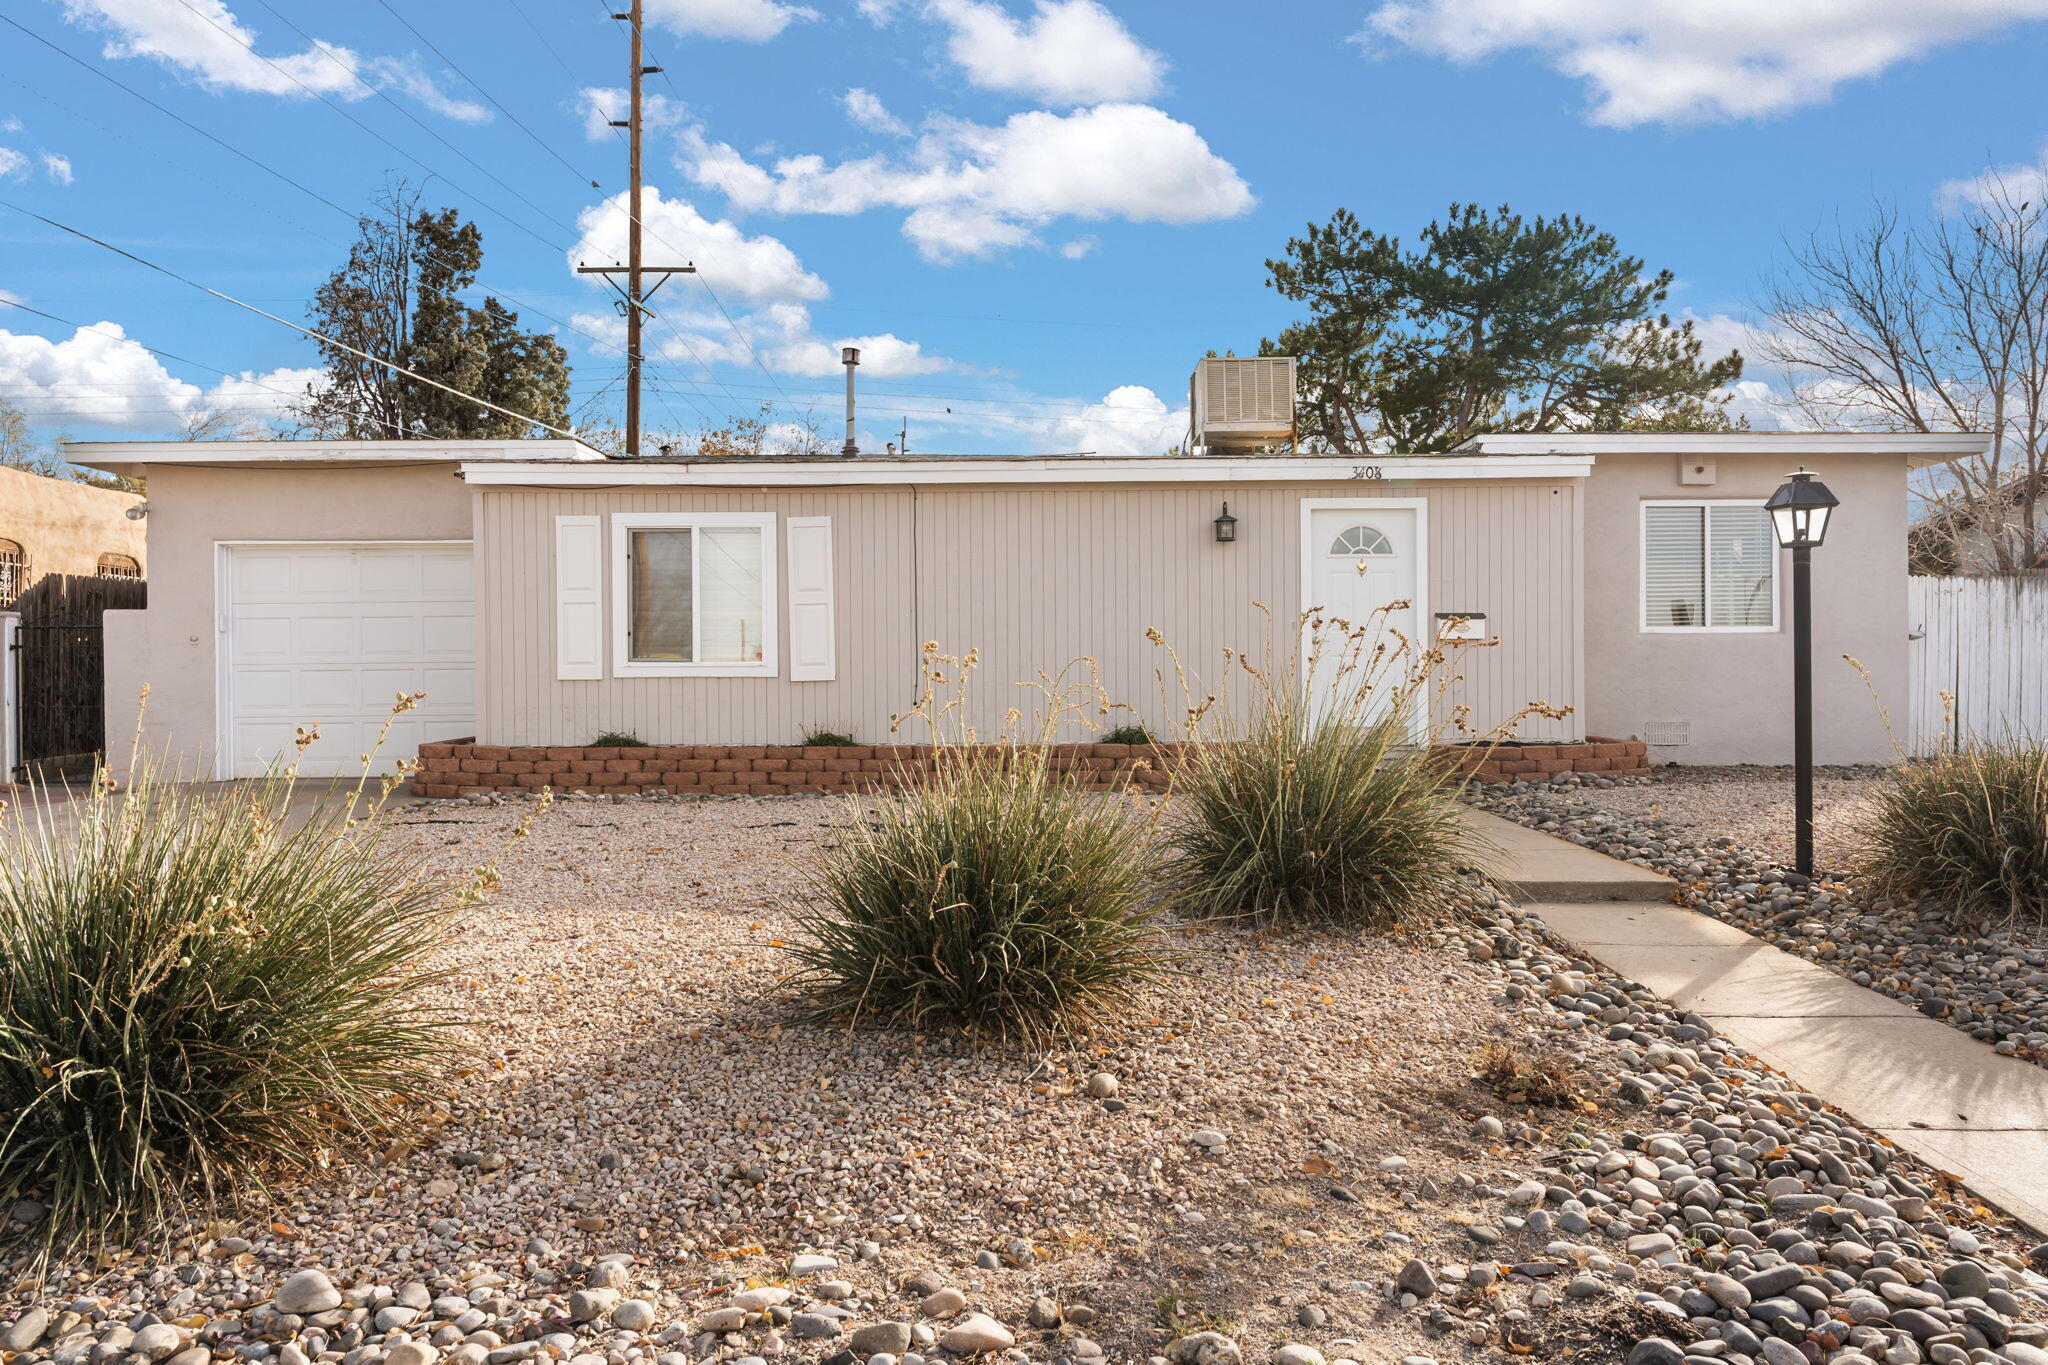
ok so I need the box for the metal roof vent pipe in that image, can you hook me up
[841,346,861,457]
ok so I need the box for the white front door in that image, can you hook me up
[223,543,477,778]
[1304,503,1423,731]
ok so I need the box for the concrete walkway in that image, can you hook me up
[1466,806,2048,1235]
[1466,807,1672,902]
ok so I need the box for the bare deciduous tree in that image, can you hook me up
[1759,174,2048,575]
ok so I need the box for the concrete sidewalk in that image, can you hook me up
[1464,806,1673,902]
[1470,808,2048,1234]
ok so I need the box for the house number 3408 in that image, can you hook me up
[1351,465,1384,480]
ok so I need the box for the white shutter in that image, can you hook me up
[786,515,835,681]
[555,515,603,680]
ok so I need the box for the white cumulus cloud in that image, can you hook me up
[40,153,75,185]
[0,321,311,431]
[644,0,818,42]
[569,187,828,304]
[60,0,489,120]
[684,102,1253,262]
[1357,0,2048,127]
[770,332,952,378]
[928,0,1165,105]
[1046,383,1185,457]
[567,189,956,385]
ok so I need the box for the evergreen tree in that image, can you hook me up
[298,186,569,439]
[1261,204,1743,452]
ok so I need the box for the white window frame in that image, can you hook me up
[610,511,779,678]
[1639,500,1780,634]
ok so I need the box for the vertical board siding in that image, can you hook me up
[1908,576,2048,753]
[477,480,1583,746]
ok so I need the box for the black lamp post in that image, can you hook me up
[1763,467,1840,878]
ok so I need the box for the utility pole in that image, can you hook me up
[577,0,693,457]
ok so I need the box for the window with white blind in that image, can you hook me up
[1641,502,1778,631]
[611,512,778,676]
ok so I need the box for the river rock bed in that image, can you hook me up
[1469,775,2048,1068]
[6,794,2048,1364]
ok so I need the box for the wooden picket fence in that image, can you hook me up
[1907,575,2048,754]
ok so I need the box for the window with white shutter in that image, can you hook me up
[1641,502,1779,632]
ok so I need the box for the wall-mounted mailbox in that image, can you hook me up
[1435,611,1487,641]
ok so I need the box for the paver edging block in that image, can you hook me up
[410,736,1646,798]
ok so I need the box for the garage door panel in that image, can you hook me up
[420,665,475,708]
[232,668,300,713]
[356,553,422,596]
[232,614,297,660]
[420,555,474,596]
[286,614,362,657]
[359,615,424,656]
[226,544,475,779]
[288,554,356,598]
[424,614,475,654]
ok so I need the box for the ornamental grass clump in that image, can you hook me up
[785,648,1171,1041]
[0,701,516,1243]
[1156,607,1542,928]
[1857,739,2048,926]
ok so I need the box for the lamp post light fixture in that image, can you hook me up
[1763,467,1841,879]
[1213,503,1238,543]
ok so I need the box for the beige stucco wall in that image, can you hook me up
[103,463,473,776]
[476,477,1585,747]
[1582,450,1911,766]
[0,465,145,591]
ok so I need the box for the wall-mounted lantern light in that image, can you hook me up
[1213,502,1237,544]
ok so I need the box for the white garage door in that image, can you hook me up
[225,543,476,778]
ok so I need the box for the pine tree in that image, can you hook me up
[1262,204,1743,452]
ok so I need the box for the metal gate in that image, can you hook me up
[7,572,146,779]
[10,621,106,772]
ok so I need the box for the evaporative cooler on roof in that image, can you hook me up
[1190,356,1296,452]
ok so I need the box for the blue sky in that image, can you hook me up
[6,0,2048,456]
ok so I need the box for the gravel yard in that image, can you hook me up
[9,790,2048,1365]
[1542,766,1888,875]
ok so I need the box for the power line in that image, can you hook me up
[0,13,631,371]
[0,200,578,438]
[369,0,604,190]
[161,0,580,250]
[0,297,414,438]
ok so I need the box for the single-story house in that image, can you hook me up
[67,428,1990,784]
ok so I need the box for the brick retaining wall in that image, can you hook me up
[1432,737,1650,784]
[413,736,1648,798]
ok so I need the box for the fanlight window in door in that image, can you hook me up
[1328,525,1393,556]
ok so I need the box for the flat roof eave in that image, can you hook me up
[458,453,1597,488]
[1454,431,1995,468]
[61,437,608,470]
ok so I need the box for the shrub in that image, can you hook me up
[0,751,490,1241]
[1156,611,1501,928]
[1857,740,2048,924]
[784,650,1171,1041]
[1100,722,1153,746]
[1475,1039,1587,1108]
[590,731,648,748]
[800,727,858,747]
